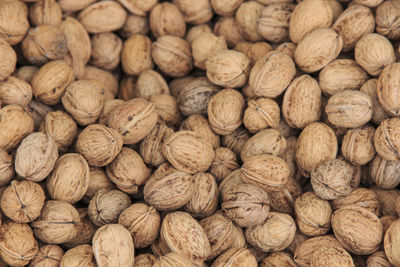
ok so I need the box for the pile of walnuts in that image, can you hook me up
[1,0,400,266]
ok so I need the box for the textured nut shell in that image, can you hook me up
[207,89,245,135]
[173,0,213,24]
[282,74,321,129]
[235,1,263,42]
[106,147,149,194]
[144,170,195,211]
[149,2,186,38]
[181,114,220,149]
[0,222,38,267]
[16,65,38,83]
[92,224,135,267]
[222,127,250,156]
[294,192,332,237]
[245,212,296,252]
[249,52,296,98]
[76,124,123,167]
[15,132,57,182]
[295,122,337,177]
[83,167,115,203]
[367,251,392,267]
[221,183,270,227]
[185,173,218,218]
[152,35,193,78]
[82,66,118,99]
[332,188,380,216]
[29,0,62,27]
[370,155,400,190]
[0,149,13,186]
[90,33,122,70]
[121,34,153,76]
[332,206,383,255]
[192,33,227,70]
[134,253,157,267]
[186,24,212,44]
[0,38,16,81]
[374,118,400,161]
[213,17,245,48]
[136,69,169,99]
[161,211,210,265]
[269,176,302,214]
[60,245,95,267]
[241,129,286,162]
[241,154,289,192]
[210,148,239,182]
[235,41,273,65]
[26,101,53,131]
[88,189,131,227]
[361,79,389,125]
[0,0,29,45]
[260,252,297,267]
[30,245,63,267]
[206,50,251,88]
[212,248,257,267]
[294,28,343,73]
[108,98,158,144]
[162,130,215,174]
[355,33,396,76]
[289,0,333,44]
[0,76,32,106]
[119,14,149,38]
[118,203,160,248]
[332,4,375,52]
[63,208,96,249]
[153,252,195,267]
[46,153,89,203]
[377,63,400,116]
[243,98,280,133]
[373,188,400,216]
[211,0,243,16]
[31,200,80,244]
[78,1,127,33]
[310,246,355,267]
[1,180,45,223]
[99,99,124,125]
[376,0,400,40]
[118,0,156,15]
[384,219,400,266]
[341,126,375,166]
[149,94,183,128]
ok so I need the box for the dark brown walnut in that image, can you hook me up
[243,97,280,133]
[63,208,96,249]
[22,25,68,66]
[76,124,123,167]
[88,189,131,227]
[30,245,64,267]
[209,148,239,182]
[31,200,80,244]
[294,192,332,237]
[1,180,45,223]
[29,0,62,27]
[212,248,257,267]
[60,244,96,267]
[106,147,150,194]
[178,77,220,117]
[0,222,38,267]
[200,213,245,260]
[374,118,400,161]
[90,32,122,70]
[118,203,160,248]
[221,183,270,227]
[0,149,13,186]
[241,154,289,192]
[0,0,30,45]
[370,154,400,190]
[269,177,302,215]
[140,123,174,167]
[260,252,297,267]
[332,206,383,255]
[162,130,215,174]
[161,211,211,265]
[108,98,158,144]
[46,153,90,204]
[185,173,218,218]
[332,188,380,216]
[222,127,251,156]
[144,168,195,211]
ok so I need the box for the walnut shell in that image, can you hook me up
[90,33,122,70]
[119,14,149,38]
[63,208,96,249]
[82,66,119,99]
[370,154,400,190]
[294,28,343,73]
[16,65,38,83]
[88,189,131,227]
[221,183,270,227]
[332,4,375,52]
[31,60,74,105]
[0,149,12,186]
[144,169,195,211]
[212,248,257,267]
[174,0,213,24]
[76,124,123,167]
[0,222,38,267]
[31,200,80,244]
[294,192,332,237]
[153,252,195,267]
[296,122,337,177]
[367,251,392,267]
[149,94,183,128]
[58,0,96,12]
[186,24,212,44]
[134,254,157,267]
[206,50,250,88]
[30,245,63,267]
[377,63,400,116]
[136,69,169,99]
[152,35,193,78]
[99,99,124,125]
[332,206,382,255]
[249,52,296,98]
[260,252,297,267]
[161,211,211,265]
[117,0,157,16]
[211,0,243,16]
[360,79,389,125]
[0,38,16,81]
[289,0,333,44]
[83,167,115,203]
[118,203,160,248]
[269,177,302,215]
[78,1,127,33]
[234,41,273,65]
[209,148,239,182]
[60,245,95,267]
[46,153,89,203]
[26,101,53,131]
[241,154,289,192]
[213,16,245,48]
[92,224,135,267]
[342,126,375,165]
[0,0,29,45]
[374,118,400,161]
[207,89,245,135]
[376,0,400,40]
[235,1,263,42]
[192,33,227,69]
[15,132,57,182]
[310,246,355,267]
[282,74,321,129]
[29,0,62,27]
[149,2,186,38]
[245,212,296,252]
[222,127,250,156]
[332,188,380,216]
[243,98,280,133]
[121,34,153,76]
[163,130,215,174]
[355,33,396,76]
[373,188,400,216]
[0,76,32,106]
[181,115,219,149]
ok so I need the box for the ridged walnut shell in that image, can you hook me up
[367,251,392,267]
[241,154,289,192]
[209,148,239,182]
[377,63,400,116]
[63,208,96,249]
[161,211,211,265]
[162,130,215,174]
[269,176,302,215]
[342,126,375,165]
[260,252,297,267]
[243,97,280,133]
[134,253,157,267]
[60,245,95,267]
[108,98,158,144]
[0,149,13,186]
[121,34,153,76]
[222,127,250,156]
[360,79,389,125]
[282,74,321,129]
[149,2,186,38]
[332,206,382,255]
[235,1,263,42]
[0,0,29,45]
[0,76,32,106]
[376,0,400,40]
[153,252,195,267]
[370,154,400,190]
[0,37,16,81]
[374,118,400,161]
[332,188,380,216]
[174,0,213,24]
[212,248,257,267]
[30,244,63,267]
[384,218,400,266]
[310,246,355,267]
[29,0,62,27]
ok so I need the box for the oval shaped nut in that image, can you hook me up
[361,79,390,125]
[212,248,257,267]
[384,219,400,266]
[241,154,289,192]
[162,130,215,174]
[341,126,376,166]
[121,34,153,76]
[243,97,280,133]
[376,0,400,40]
[282,74,321,129]
[377,63,400,116]
[374,118,400,161]
[370,154,400,190]
[153,252,195,267]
